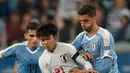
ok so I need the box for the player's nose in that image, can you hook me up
[33,36,38,40]
[44,40,49,46]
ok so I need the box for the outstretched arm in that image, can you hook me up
[0,44,17,59]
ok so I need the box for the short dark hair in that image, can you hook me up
[78,3,96,17]
[26,22,40,32]
[36,22,58,37]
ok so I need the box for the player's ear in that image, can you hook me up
[24,33,27,40]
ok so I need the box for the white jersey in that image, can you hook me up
[39,42,92,73]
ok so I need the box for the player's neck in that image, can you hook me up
[48,43,57,53]
[28,45,38,51]
[30,48,37,51]
[87,24,99,36]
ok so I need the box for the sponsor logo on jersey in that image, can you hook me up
[60,54,69,63]
[92,44,95,51]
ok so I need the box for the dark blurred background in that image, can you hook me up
[0,0,130,73]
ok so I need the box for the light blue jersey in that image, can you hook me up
[0,41,45,73]
[72,27,120,73]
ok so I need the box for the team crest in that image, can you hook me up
[92,44,96,51]
[60,54,69,63]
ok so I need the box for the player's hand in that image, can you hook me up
[87,68,99,73]
[69,68,88,73]
[80,52,94,61]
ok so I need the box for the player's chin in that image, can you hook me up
[32,45,38,48]
[32,42,39,46]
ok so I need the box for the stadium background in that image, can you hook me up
[0,0,130,73]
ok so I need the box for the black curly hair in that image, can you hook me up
[36,22,58,37]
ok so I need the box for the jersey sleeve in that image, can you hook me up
[65,44,78,58]
[75,55,93,70]
[100,32,114,59]
[66,44,93,70]
[0,44,18,59]
[96,29,115,73]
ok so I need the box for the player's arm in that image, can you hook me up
[72,32,94,61]
[72,52,98,73]
[72,52,93,70]
[13,61,17,73]
[94,34,114,73]
[94,57,112,73]
[0,44,17,59]
[67,44,98,73]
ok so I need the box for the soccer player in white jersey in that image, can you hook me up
[37,22,98,73]
[0,22,45,73]
[72,3,120,73]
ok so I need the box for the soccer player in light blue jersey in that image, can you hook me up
[0,22,45,73]
[72,3,120,73]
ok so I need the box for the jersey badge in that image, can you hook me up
[60,54,69,63]
[92,44,96,51]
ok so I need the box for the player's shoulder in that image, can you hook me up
[15,41,27,46]
[76,31,86,38]
[57,42,75,50]
[9,41,27,48]
[20,41,28,45]
[97,27,111,39]
[97,27,112,46]
[58,42,73,47]
[39,50,50,61]
[4,41,27,52]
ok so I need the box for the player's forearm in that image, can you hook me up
[94,57,112,73]
[13,61,17,73]
[76,55,93,70]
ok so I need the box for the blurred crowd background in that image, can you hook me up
[0,0,130,73]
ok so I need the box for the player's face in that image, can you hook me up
[24,30,39,49]
[79,15,96,32]
[40,35,57,52]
